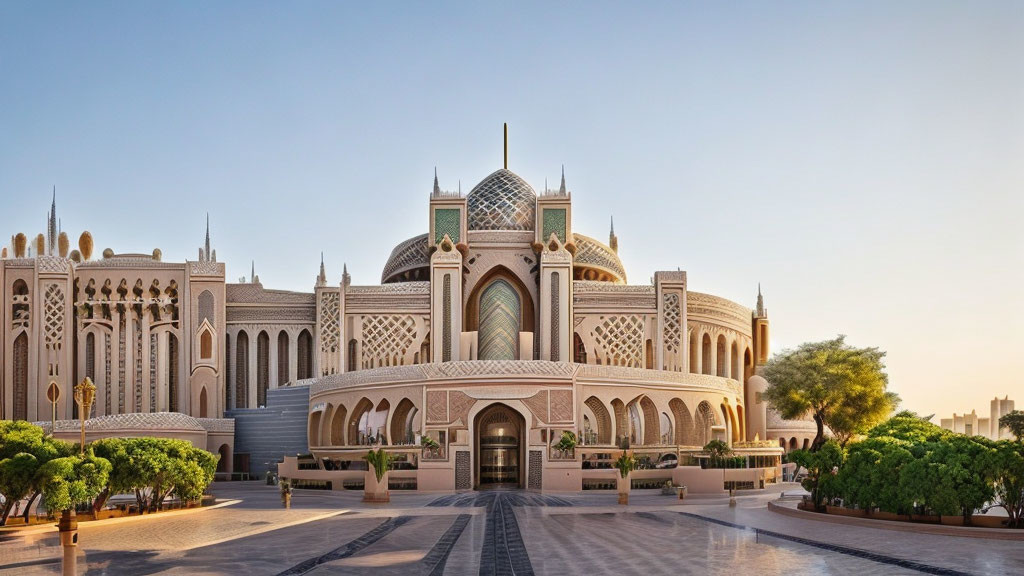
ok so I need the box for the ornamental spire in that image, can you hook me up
[316,252,327,287]
[609,215,618,253]
[756,283,766,318]
[433,167,441,196]
[48,187,57,255]
[559,165,566,195]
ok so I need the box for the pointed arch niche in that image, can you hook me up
[465,267,535,361]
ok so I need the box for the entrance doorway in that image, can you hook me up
[474,404,525,489]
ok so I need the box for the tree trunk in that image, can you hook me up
[0,500,14,526]
[811,412,826,452]
[92,488,110,515]
[22,491,39,523]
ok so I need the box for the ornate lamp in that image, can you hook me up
[73,378,96,455]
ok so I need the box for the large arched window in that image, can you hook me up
[235,331,249,409]
[168,334,179,412]
[478,279,521,361]
[200,330,213,360]
[256,331,269,407]
[660,412,673,445]
[696,401,716,447]
[297,330,313,380]
[717,335,727,377]
[731,341,739,380]
[13,332,28,420]
[628,402,643,445]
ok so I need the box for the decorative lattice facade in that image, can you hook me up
[434,208,461,243]
[542,208,566,243]
[591,315,645,368]
[360,315,417,369]
[319,290,340,376]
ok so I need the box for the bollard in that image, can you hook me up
[58,509,78,576]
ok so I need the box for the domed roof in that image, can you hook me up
[381,233,430,284]
[467,169,536,231]
[573,233,627,283]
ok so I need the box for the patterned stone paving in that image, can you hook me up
[2,484,1022,575]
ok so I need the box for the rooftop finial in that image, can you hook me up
[204,213,211,261]
[756,283,766,317]
[503,123,508,169]
[342,262,351,287]
[317,252,327,287]
[609,215,618,253]
[559,165,566,195]
[251,260,255,283]
[433,167,441,196]
[48,186,57,255]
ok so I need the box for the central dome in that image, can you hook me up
[467,169,536,231]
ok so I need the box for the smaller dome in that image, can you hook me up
[573,234,627,283]
[381,233,430,284]
[467,169,537,231]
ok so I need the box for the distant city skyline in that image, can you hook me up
[1,2,1021,422]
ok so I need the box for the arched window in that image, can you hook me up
[348,398,374,446]
[696,401,715,447]
[573,333,587,364]
[670,398,694,446]
[200,330,213,360]
[701,334,712,375]
[731,341,739,380]
[308,411,322,447]
[225,333,232,408]
[256,331,269,407]
[277,331,289,385]
[628,402,643,445]
[645,339,653,370]
[390,399,418,445]
[297,330,313,380]
[660,412,673,445]
[584,396,611,444]
[199,387,208,418]
[347,339,357,372]
[235,331,249,409]
[478,279,521,361]
[689,331,698,374]
[13,332,28,420]
[330,405,347,445]
[168,334,179,412]
[197,290,215,325]
[717,335,727,377]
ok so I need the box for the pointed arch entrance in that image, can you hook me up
[474,403,525,489]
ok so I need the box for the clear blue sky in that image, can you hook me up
[2,2,1022,420]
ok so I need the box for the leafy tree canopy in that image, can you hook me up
[999,410,1024,442]
[763,336,899,450]
[37,452,111,512]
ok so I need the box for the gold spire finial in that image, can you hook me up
[503,123,508,169]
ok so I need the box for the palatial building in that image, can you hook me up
[3,138,790,490]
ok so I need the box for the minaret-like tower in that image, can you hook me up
[609,216,618,253]
[47,188,58,255]
[428,170,466,362]
[752,284,770,365]
[316,252,327,287]
[536,166,573,361]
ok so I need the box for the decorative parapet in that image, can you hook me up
[311,360,742,397]
[686,291,752,333]
[189,260,225,277]
[195,417,236,433]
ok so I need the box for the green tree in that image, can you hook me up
[0,421,72,525]
[91,437,218,513]
[983,440,1024,528]
[36,451,111,514]
[867,411,950,444]
[999,410,1024,442]
[839,436,914,514]
[900,437,994,524]
[763,336,899,451]
[790,440,844,510]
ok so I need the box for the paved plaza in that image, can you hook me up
[1,482,1021,575]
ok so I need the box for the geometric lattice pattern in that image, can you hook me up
[434,208,461,243]
[663,292,681,356]
[381,233,430,283]
[361,315,416,368]
[550,273,560,361]
[467,169,536,231]
[542,208,566,243]
[572,234,627,282]
[591,315,644,368]
[43,284,65,347]
[478,280,520,361]
[319,291,340,354]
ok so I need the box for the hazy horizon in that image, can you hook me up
[1,2,1021,423]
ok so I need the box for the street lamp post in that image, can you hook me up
[61,378,95,576]
[73,378,96,455]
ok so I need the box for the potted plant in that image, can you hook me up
[420,435,440,459]
[554,430,577,459]
[613,451,635,505]
[660,479,677,496]
[363,447,393,503]
[279,479,293,508]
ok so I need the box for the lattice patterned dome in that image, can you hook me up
[573,233,627,283]
[381,233,430,284]
[467,169,537,231]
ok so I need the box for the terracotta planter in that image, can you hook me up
[617,474,630,505]
[364,469,390,503]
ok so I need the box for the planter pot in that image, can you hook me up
[617,474,630,505]
[364,469,390,503]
